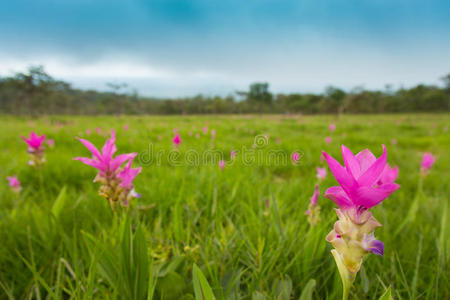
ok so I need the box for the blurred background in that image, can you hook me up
[0,0,449,115]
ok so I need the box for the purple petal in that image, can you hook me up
[363,233,384,256]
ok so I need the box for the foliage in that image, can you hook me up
[0,67,448,115]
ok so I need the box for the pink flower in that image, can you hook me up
[291,152,300,164]
[202,127,208,134]
[230,150,236,158]
[276,138,281,144]
[211,129,216,139]
[123,125,129,131]
[310,184,319,205]
[329,123,336,132]
[95,127,102,135]
[173,134,181,147]
[86,129,92,135]
[316,167,327,180]
[195,133,200,138]
[73,130,136,177]
[322,145,400,210]
[46,139,55,148]
[421,153,435,173]
[219,160,225,170]
[325,136,332,144]
[22,132,46,152]
[7,175,20,188]
[391,138,397,145]
[7,175,21,193]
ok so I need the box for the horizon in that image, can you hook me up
[1,0,449,97]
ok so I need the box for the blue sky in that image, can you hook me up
[1,0,449,97]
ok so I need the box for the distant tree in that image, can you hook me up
[247,82,273,104]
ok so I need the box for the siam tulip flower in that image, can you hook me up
[322,145,399,299]
[230,150,236,159]
[22,132,46,167]
[95,127,102,135]
[420,152,435,175]
[306,184,321,226]
[316,167,327,181]
[195,133,200,139]
[73,130,141,209]
[202,127,208,134]
[46,139,55,148]
[86,129,92,135]
[219,160,225,170]
[211,129,216,139]
[291,152,300,164]
[173,134,181,147]
[325,136,332,144]
[329,123,336,132]
[7,175,21,193]
[123,124,129,131]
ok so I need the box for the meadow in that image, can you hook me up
[0,114,448,299]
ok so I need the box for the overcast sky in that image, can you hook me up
[1,0,449,97]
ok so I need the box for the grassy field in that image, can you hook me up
[0,114,448,299]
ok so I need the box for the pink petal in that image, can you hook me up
[355,149,377,174]
[324,186,353,208]
[73,157,105,171]
[353,183,400,208]
[76,138,102,160]
[110,153,137,172]
[341,145,361,179]
[322,151,358,196]
[357,145,387,187]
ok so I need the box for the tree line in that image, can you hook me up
[0,66,448,115]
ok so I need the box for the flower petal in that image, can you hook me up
[341,145,361,179]
[355,149,377,174]
[324,186,353,208]
[76,138,102,160]
[322,151,358,197]
[354,183,400,208]
[357,145,387,187]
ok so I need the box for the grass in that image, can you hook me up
[0,114,448,299]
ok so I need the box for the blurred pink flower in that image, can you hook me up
[7,175,21,193]
[173,133,181,147]
[219,160,225,170]
[230,150,236,158]
[195,133,200,138]
[322,145,400,210]
[86,129,92,135]
[325,136,332,144]
[22,132,46,152]
[95,127,102,135]
[329,123,336,132]
[316,167,327,180]
[310,184,319,205]
[46,139,55,148]
[202,127,208,134]
[276,138,281,144]
[391,138,397,145]
[291,152,300,164]
[123,125,129,131]
[211,129,216,139]
[421,153,435,174]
